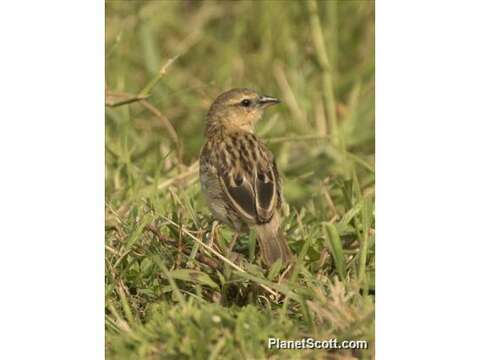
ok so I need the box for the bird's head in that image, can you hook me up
[206,88,280,135]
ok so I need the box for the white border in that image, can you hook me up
[377,1,480,358]
[0,2,104,359]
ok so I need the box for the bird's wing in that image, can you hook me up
[217,133,279,224]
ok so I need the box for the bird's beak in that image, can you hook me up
[259,95,281,107]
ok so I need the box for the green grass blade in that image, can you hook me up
[323,222,346,281]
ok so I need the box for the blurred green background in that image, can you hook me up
[106,0,374,358]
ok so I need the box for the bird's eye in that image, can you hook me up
[240,99,251,107]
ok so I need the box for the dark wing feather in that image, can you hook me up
[256,173,274,210]
[219,174,257,223]
[271,158,283,209]
[254,169,276,223]
[216,133,281,225]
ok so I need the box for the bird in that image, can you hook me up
[199,88,294,268]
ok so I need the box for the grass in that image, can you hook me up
[105,0,375,358]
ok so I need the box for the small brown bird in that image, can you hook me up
[199,88,294,267]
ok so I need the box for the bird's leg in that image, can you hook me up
[228,233,239,253]
[208,221,220,249]
[208,221,218,247]
[228,233,248,265]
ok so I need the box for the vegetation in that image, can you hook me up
[106,0,375,358]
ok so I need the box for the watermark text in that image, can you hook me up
[268,337,368,350]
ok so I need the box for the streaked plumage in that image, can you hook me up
[199,88,294,267]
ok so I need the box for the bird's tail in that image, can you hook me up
[255,212,294,267]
